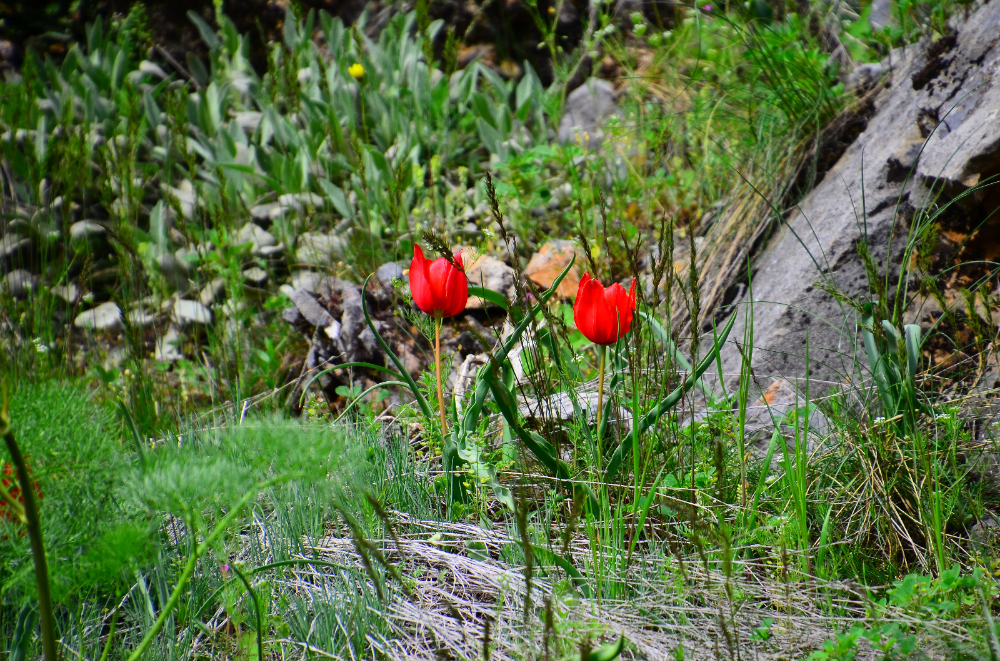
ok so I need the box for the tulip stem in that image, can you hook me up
[434,316,447,434]
[596,344,606,464]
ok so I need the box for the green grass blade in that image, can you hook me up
[361,275,433,420]
[605,311,736,481]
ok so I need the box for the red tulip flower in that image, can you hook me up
[409,244,469,318]
[573,273,637,346]
[0,458,40,526]
[573,273,637,441]
[408,244,469,434]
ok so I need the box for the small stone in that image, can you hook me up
[324,319,342,340]
[279,284,296,298]
[242,266,268,287]
[234,222,277,254]
[291,289,334,327]
[126,309,156,328]
[558,78,621,150]
[51,283,80,304]
[458,248,516,309]
[155,325,184,362]
[0,233,32,265]
[171,298,213,326]
[74,301,123,331]
[200,277,227,306]
[69,220,107,249]
[258,243,286,260]
[278,192,324,213]
[291,270,324,293]
[250,202,282,223]
[524,240,585,298]
[4,269,38,298]
[372,261,406,302]
[296,231,349,267]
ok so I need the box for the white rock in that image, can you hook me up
[296,231,349,267]
[200,277,227,306]
[74,301,122,331]
[277,192,324,213]
[51,283,80,304]
[155,325,184,362]
[155,253,191,291]
[126,310,156,328]
[459,248,516,309]
[233,111,263,132]
[171,299,213,326]
[242,266,268,287]
[69,220,107,248]
[291,270,324,293]
[234,222,277,254]
[4,269,38,298]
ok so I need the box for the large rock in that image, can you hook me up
[716,1,1000,396]
[558,78,621,150]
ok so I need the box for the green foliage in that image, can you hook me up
[1,381,136,602]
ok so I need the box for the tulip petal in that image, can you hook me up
[441,254,468,317]
[409,245,437,315]
[574,273,611,345]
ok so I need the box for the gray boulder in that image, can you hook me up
[372,261,406,303]
[291,270,324,293]
[558,78,621,150]
[242,266,269,287]
[715,0,1000,399]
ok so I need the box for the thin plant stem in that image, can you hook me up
[127,474,291,661]
[435,316,447,434]
[597,344,606,467]
[98,606,119,661]
[0,409,57,661]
